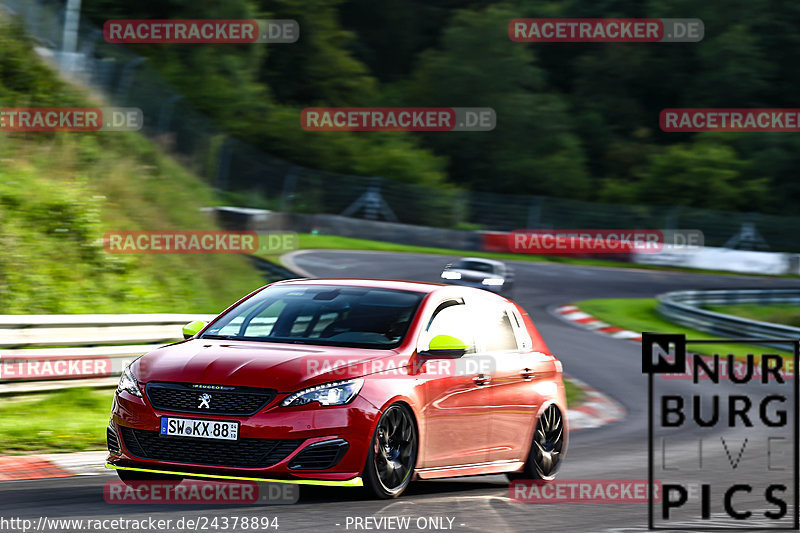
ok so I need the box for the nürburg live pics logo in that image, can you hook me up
[643,333,799,530]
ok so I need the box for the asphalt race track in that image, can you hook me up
[4,250,800,533]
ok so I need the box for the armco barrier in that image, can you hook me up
[656,289,800,349]
[0,314,214,393]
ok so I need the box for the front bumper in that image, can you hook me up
[107,388,379,485]
[105,463,363,487]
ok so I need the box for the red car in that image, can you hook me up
[107,279,567,498]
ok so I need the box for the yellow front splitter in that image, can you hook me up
[105,464,363,487]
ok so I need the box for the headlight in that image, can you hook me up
[441,271,461,280]
[117,365,142,397]
[281,378,364,407]
[482,278,504,286]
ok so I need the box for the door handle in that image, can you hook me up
[472,373,491,386]
[520,368,535,381]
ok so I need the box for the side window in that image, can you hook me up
[483,310,519,352]
[470,297,519,353]
[509,308,532,350]
[420,302,477,354]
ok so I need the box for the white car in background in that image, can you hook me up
[440,257,514,295]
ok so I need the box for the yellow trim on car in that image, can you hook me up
[105,464,363,487]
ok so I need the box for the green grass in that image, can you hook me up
[0,388,114,453]
[706,304,800,328]
[576,298,793,362]
[0,17,265,314]
[564,378,584,407]
[265,234,796,278]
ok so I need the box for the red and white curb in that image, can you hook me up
[554,304,642,342]
[0,451,106,482]
[566,376,626,431]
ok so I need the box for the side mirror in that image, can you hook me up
[182,320,208,339]
[418,334,468,358]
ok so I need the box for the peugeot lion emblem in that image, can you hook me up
[197,393,212,409]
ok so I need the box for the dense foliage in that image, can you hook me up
[0,20,264,313]
[76,0,800,214]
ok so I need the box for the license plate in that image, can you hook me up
[160,417,239,441]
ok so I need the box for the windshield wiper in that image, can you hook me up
[201,334,245,340]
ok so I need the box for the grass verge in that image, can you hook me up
[0,17,264,314]
[0,388,113,454]
[576,298,792,360]
[706,304,800,328]
[564,378,583,407]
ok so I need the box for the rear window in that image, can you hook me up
[454,260,495,273]
[201,284,425,349]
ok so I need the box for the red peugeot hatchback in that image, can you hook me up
[107,279,567,498]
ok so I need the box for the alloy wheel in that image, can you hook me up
[532,404,564,480]
[372,405,416,493]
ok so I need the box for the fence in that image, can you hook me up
[656,289,800,349]
[5,0,800,250]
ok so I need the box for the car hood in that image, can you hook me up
[134,339,407,391]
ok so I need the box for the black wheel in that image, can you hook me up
[509,404,565,481]
[116,469,183,485]
[363,403,418,499]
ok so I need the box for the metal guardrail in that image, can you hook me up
[0,314,216,348]
[0,253,298,393]
[0,314,214,393]
[656,289,800,349]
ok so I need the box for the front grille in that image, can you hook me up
[107,426,121,455]
[288,439,349,470]
[119,427,302,468]
[146,382,275,415]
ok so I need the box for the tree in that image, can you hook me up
[401,5,590,197]
[635,140,768,211]
[256,0,378,106]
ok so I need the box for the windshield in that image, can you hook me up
[201,284,425,349]
[453,260,495,274]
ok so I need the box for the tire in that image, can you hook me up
[363,403,418,499]
[508,404,565,482]
[116,469,183,485]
